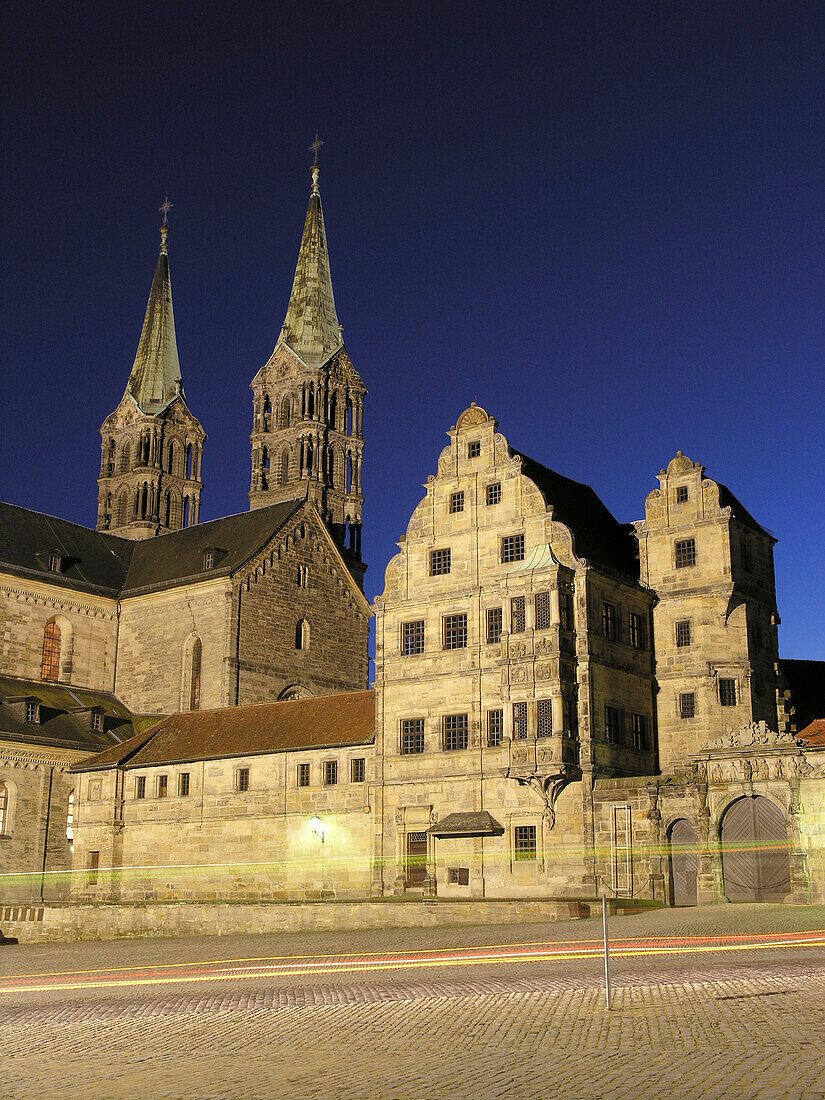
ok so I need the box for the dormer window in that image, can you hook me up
[91,709,104,732]
[25,700,39,723]
[48,552,63,573]
[203,550,214,570]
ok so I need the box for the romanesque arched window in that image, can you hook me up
[117,488,130,526]
[182,634,203,711]
[186,444,195,479]
[261,446,270,489]
[329,392,338,430]
[41,619,61,681]
[0,783,9,835]
[280,449,290,484]
[120,441,131,473]
[281,395,291,429]
[262,395,272,431]
[295,619,310,650]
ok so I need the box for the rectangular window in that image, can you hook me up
[631,713,649,751]
[680,693,696,719]
[323,760,338,786]
[740,541,751,571]
[486,482,501,506]
[297,763,311,787]
[467,441,481,458]
[675,538,697,568]
[486,606,503,644]
[514,825,537,861]
[447,867,470,886]
[449,491,465,514]
[401,620,425,655]
[629,611,647,649]
[442,714,469,751]
[537,699,553,738]
[430,548,451,576]
[719,678,737,706]
[510,596,526,633]
[535,591,552,630]
[676,485,689,503]
[91,710,104,732]
[563,697,578,737]
[157,774,168,798]
[560,592,574,631]
[675,620,691,648]
[602,602,618,640]
[605,705,623,744]
[443,613,468,649]
[236,767,250,792]
[25,700,38,723]
[135,776,146,799]
[487,709,504,747]
[87,850,100,886]
[401,718,425,755]
[501,534,525,562]
[351,758,366,783]
[512,702,528,740]
[178,772,190,797]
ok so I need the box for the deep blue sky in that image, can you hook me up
[2,1,823,660]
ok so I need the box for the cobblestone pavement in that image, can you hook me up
[2,905,824,1099]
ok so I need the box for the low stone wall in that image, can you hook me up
[0,897,590,944]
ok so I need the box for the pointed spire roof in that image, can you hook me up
[125,219,184,414]
[276,161,343,367]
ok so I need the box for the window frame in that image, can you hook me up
[157,774,168,799]
[429,548,451,576]
[486,482,501,506]
[501,534,525,563]
[719,678,737,707]
[351,758,366,783]
[679,692,696,719]
[675,620,691,648]
[537,699,553,738]
[605,705,624,745]
[629,611,647,650]
[449,491,465,514]
[602,602,618,641]
[297,762,311,787]
[467,441,481,458]
[510,595,526,634]
[401,718,426,755]
[236,767,251,793]
[486,606,503,644]
[178,772,191,797]
[675,538,697,568]
[443,613,468,650]
[512,701,528,740]
[442,714,469,752]
[401,619,425,656]
[631,713,649,751]
[513,824,537,861]
[487,709,503,747]
[535,591,552,630]
[135,776,146,800]
[323,759,339,786]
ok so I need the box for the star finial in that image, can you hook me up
[159,197,173,225]
[309,131,324,166]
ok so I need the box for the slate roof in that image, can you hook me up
[429,811,505,838]
[780,659,825,733]
[74,689,376,771]
[0,500,305,597]
[716,482,771,539]
[517,454,640,578]
[0,676,146,754]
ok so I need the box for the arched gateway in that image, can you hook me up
[720,795,791,903]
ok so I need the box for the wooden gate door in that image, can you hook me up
[406,831,428,887]
[721,795,791,902]
[668,818,698,906]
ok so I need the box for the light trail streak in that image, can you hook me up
[2,930,823,995]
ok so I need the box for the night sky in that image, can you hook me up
[2,1,823,661]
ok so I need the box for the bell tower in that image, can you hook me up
[249,147,366,582]
[97,206,206,539]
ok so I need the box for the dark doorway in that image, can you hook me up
[721,795,791,902]
[406,831,428,888]
[668,818,698,906]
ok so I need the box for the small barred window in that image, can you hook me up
[537,700,552,738]
[535,591,552,629]
[514,825,537,861]
[510,596,526,633]
[680,693,696,719]
[513,702,528,740]
[675,538,697,568]
[501,534,525,562]
[449,491,465,514]
[430,548,451,575]
[486,482,501,506]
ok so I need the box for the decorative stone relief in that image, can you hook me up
[536,663,553,680]
[701,721,801,752]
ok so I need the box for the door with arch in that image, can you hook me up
[720,795,791,902]
[668,818,698,906]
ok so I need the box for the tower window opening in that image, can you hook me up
[41,619,61,681]
[262,396,272,431]
[188,636,202,711]
[296,619,310,650]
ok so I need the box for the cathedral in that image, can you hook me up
[1,156,824,932]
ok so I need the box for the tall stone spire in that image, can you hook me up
[125,221,184,413]
[97,208,206,540]
[249,150,366,584]
[276,161,343,367]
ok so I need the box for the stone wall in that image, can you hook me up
[0,575,118,691]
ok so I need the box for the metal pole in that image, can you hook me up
[602,895,612,1010]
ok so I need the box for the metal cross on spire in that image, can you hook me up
[309,131,324,166]
[159,197,173,225]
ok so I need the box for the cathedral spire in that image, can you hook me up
[125,212,184,414]
[276,151,343,367]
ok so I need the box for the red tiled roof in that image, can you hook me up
[798,718,825,747]
[74,689,375,770]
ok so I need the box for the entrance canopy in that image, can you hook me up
[428,811,505,839]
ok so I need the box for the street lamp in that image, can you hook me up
[309,815,325,843]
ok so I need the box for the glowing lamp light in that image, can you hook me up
[309,815,325,841]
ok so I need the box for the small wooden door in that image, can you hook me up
[721,795,791,903]
[668,818,698,907]
[406,831,428,887]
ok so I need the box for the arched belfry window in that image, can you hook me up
[281,395,291,429]
[295,619,310,651]
[41,619,61,681]
[0,783,9,835]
